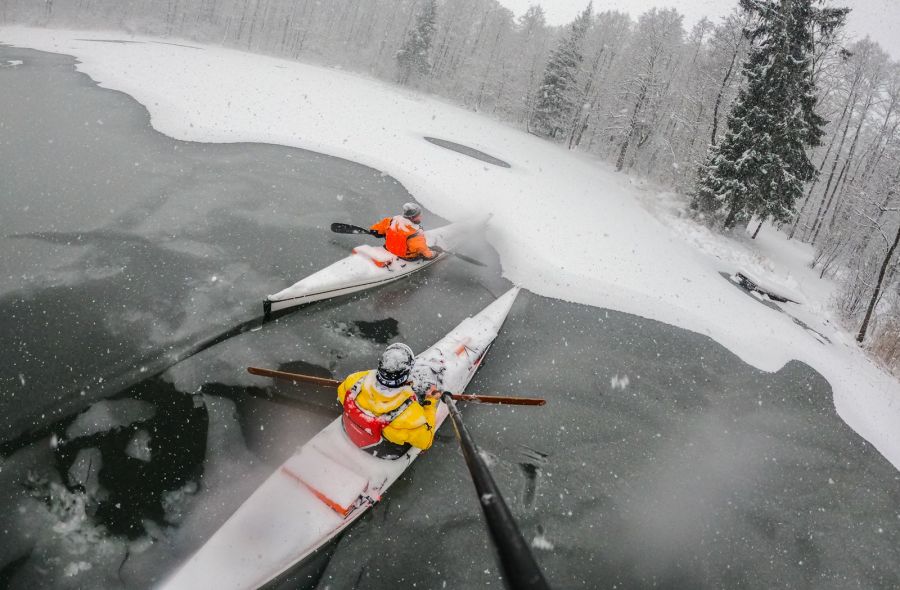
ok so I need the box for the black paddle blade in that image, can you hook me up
[330,222,376,235]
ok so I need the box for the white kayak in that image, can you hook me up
[264,218,485,317]
[161,287,521,590]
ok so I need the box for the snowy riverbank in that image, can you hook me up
[2,26,898,470]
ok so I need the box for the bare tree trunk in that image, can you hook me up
[568,46,607,149]
[723,205,739,229]
[752,220,763,239]
[825,86,877,230]
[856,111,900,193]
[812,83,877,244]
[375,3,404,65]
[789,83,856,239]
[476,26,506,111]
[857,222,900,343]
[710,47,739,147]
[808,88,860,241]
[826,162,855,230]
[616,88,645,172]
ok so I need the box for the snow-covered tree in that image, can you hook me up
[567,10,632,150]
[529,2,592,139]
[807,39,889,244]
[852,169,900,344]
[502,5,551,125]
[611,7,684,171]
[706,10,752,148]
[692,0,848,229]
[396,0,437,85]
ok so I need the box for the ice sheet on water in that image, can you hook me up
[530,533,554,551]
[6,473,129,587]
[610,374,630,390]
[160,481,199,525]
[125,429,152,462]
[66,399,155,440]
[63,561,92,577]
[141,395,268,558]
[66,448,103,497]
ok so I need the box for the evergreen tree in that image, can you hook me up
[396,0,438,86]
[691,0,848,229]
[530,2,592,139]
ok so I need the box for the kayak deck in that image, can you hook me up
[160,419,413,590]
[161,287,520,590]
[266,248,444,315]
[264,218,486,316]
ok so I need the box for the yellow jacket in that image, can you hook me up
[337,370,437,451]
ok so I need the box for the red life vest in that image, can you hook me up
[342,386,415,450]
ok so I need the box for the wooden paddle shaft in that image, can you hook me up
[246,367,545,406]
[447,394,545,406]
[247,366,340,387]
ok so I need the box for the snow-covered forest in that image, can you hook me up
[4,0,899,372]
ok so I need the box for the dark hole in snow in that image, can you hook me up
[423,137,511,168]
[720,272,830,344]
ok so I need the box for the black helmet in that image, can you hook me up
[402,202,422,220]
[376,343,415,388]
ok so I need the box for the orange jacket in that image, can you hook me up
[370,215,435,260]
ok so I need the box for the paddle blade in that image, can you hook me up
[331,222,375,235]
[450,251,487,267]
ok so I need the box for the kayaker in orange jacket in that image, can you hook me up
[370,202,439,261]
[337,343,441,459]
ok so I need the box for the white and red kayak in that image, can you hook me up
[264,218,486,317]
[160,287,521,590]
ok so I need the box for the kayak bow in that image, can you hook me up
[160,287,521,590]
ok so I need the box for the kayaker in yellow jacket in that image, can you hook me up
[337,343,441,459]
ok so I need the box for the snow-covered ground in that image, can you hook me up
[2,27,898,470]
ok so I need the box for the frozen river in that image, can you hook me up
[0,45,897,589]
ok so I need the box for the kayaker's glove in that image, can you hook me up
[421,386,442,405]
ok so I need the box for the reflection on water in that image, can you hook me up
[0,46,897,590]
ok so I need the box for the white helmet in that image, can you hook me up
[402,202,422,220]
[376,343,415,387]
